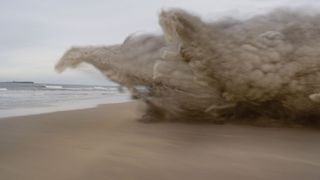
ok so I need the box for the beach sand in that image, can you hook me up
[0,101,319,180]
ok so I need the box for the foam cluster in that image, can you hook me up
[56,8,320,124]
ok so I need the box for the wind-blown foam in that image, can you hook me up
[55,8,320,125]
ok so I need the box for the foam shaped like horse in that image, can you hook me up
[56,9,320,124]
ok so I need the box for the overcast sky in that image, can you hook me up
[0,0,318,85]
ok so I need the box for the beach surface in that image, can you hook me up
[0,101,319,180]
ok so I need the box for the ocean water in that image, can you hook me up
[0,82,131,118]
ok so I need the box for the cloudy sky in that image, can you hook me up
[0,0,318,85]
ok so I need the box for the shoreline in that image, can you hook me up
[0,96,131,119]
[0,101,320,180]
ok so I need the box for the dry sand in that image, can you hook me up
[0,101,319,180]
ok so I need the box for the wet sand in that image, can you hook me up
[0,101,319,180]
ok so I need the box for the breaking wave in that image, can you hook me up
[44,85,114,91]
[45,85,63,89]
[93,86,108,90]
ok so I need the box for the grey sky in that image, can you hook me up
[0,0,318,85]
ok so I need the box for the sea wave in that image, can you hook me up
[93,86,108,90]
[63,87,89,90]
[64,87,107,91]
[0,88,8,91]
[45,85,63,89]
[44,86,111,91]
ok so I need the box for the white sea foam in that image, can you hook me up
[94,86,108,90]
[63,87,109,91]
[0,88,8,91]
[64,87,88,90]
[45,85,63,89]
